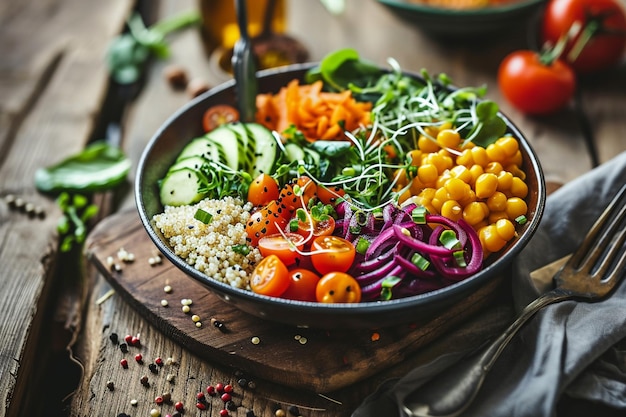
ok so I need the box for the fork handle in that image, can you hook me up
[404,288,573,417]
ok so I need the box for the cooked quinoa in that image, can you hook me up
[152,196,263,290]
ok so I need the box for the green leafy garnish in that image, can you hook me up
[34,141,131,194]
[56,193,98,252]
[194,208,213,224]
[106,11,201,84]
[380,276,403,301]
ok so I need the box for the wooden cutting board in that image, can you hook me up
[85,209,504,392]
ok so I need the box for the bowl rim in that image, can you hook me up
[377,0,545,17]
[135,62,546,324]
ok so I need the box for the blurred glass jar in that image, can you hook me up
[197,0,287,55]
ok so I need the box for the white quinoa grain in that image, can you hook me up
[153,197,262,289]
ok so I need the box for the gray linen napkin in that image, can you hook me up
[353,150,626,417]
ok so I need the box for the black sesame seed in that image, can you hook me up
[109,333,119,344]
[120,343,128,353]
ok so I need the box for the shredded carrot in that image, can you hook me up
[255,80,372,141]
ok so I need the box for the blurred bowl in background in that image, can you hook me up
[377,0,545,38]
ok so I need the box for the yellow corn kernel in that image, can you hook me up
[434,186,449,202]
[486,143,507,163]
[410,176,426,195]
[497,171,513,191]
[435,171,452,189]
[437,129,461,149]
[495,218,516,241]
[419,187,437,202]
[418,164,439,185]
[475,172,499,199]
[449,165,473,184]
[471,146,490,167]
[441,199,463,222]
[418,135,440,153]
[486,191,508,212]
[488,211,508,224]
[510,176,528,198]
[423,153,448,174]
[506,197,528,220]
[459,188,477,207]
[437,151,454,171]
[461,140,475,150]
[479,224,507,253]
[469,164,484,185]
[445,178,470,201]
[495,136,519,157]
[397,188,412,205]
[506,163,526,180]
[456,149,474,167]
[485,161,504,174]
[407,150,423,166]
[463,201,488,226]
[506,150,523,167]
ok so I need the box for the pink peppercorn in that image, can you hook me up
[220,393,232,403]
[196,402,207,410]
[197,392,205,400]
[155,396,164,405]
[219,409,229,417]
[131,336,140,346]
[174,402,184,412]
[120,359,128,369]
[155,357,163,366]
[135,353,143,363]
[223,384,233,393]
[215,383,224,393]
[206,385,216,395]
[124,334,133,344]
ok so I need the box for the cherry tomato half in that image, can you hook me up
[541,0,626,74]
[310,236,356,275]
[248,173,280,207]
[202,104,240,132]
[277,176,318,214]
[315,272,362,303]
[258,233,305,266]
[294,215,336,238]
[316,184,346,206]
[245,200,289,246]
[281,268,320,302]
[498,50,576,115]
[250,254,290,297]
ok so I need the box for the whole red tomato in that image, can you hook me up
[542,0,626,74]
[498,50,576,115]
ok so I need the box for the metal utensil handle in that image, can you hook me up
[233,0,257,122]
[405,289,572,417]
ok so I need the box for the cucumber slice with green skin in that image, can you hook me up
[225,122,256,173]
[167,156,209,173]
[246,123,278,177]
[205,124,241,171]
[177,137,224,164]
[159,168,208,206]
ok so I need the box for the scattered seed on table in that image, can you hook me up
[206,385,216,395]
[106,256,115,269]
[166,373,175,383]
[164,285,172,293]
[191,314,200,322]
[135,354,143,363]
[131,335,141,346]
[120,343,128,353]
[245,410,256,417]
[106,381,115,391]
[275,408,286,417]
[175,401,184,412]
[124,334,133,344]
[130,399,138,406]
[237,378,247,388]
[161,299,169,307]
[162,393,171,403]
[219,409,230,417]
[251,336,260,345]
[140,376,149,387]
[220,393,232,403]
[226,401,237,411]
[196,402,207,410]
[297,336,307,345]
[120,359,128,369]
[155,395,164,405]
[150,408,161,417]
[195,321,202,328]
[181,298,192,306]
[288,405,301,416]
[196,392,205,401]
[109,333,119,344]
[182,305,190,314]
[148,363,158,374]
[155,357,164,366]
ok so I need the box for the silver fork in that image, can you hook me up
[404,184,626,417]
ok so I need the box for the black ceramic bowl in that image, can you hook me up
[377,0,545,38]
[136,63,545,329]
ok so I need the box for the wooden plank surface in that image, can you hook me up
[0,0,134,416]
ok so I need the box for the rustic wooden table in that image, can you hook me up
[1,1,625,417]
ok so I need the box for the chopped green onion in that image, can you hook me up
[296,208,307,222]
[289,218,300,232]
[349,225,362,235]
[355,237,370,255]
[380,276,402,301]
[232,244,251,255]
[515,215,528,225]
[439,229,461,250]
[412,206,427,224]
[194,208,213,224]
[453,250,467,267]
[411,253,430,271]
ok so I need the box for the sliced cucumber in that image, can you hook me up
[167,156,208,174]
[246,123,278,177]
[284,142,305,162]
[159,168,207,206]
[177,137,224,164]
[205,125,241,171]
[229,122,257,173]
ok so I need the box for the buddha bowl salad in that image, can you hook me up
[153,49,530,303]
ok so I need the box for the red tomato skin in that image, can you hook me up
[257,233,305,266]
[310,236,356,275]
[245,201,289,246]
[250,254,290,297]
[281,268,320,302]
[202,104,240,132]
[498,50,576,115]
[541,0,626,74]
